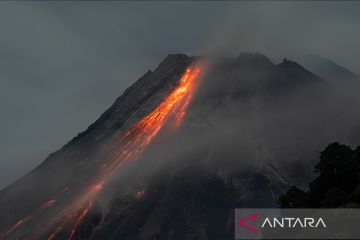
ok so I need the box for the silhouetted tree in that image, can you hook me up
[279,142,360,208]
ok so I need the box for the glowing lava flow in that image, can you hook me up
[105,67,201,175]
[0,187,70,240]
[46,67,200,240]
[1,67,200,240]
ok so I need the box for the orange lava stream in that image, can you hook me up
[39,184,103,240]
[105,67,200,175]
[47,67,200,240]
[0,186,71,240]
[1,67,200,240]
[66,201,93,240]
[0,196,61,240]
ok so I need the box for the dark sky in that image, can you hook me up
[0,1,359,189]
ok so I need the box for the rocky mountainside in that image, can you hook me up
[295,54,360,99]
[0,54,193,238]
[0,53,359,240]
[295,54,359,85]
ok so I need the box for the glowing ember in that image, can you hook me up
[0,66,201,240]
[91,184,103,193]
[135,191,145,200]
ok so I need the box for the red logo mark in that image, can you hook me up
[237,213,258,233]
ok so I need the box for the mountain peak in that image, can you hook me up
[279,58,306,69]
[264,58,325,94]
[158,54,192,69]
[236,52,274,68]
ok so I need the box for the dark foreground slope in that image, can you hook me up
[1,53,360,240]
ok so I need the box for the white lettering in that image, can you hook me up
[307,218,315,227]
[316,218,326,228]
[262,218,273,228]
[293,218,304,228]
[273,218,284,227]
[261,217,326,229]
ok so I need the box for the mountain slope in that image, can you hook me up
[0,54,194,236]
[294,54,359,84]
[1,53,360,240]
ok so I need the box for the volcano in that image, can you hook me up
[1,53,360,240]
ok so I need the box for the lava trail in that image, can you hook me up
[46,67,200,240]
[0,187,70,240]
[1,67,201,240]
